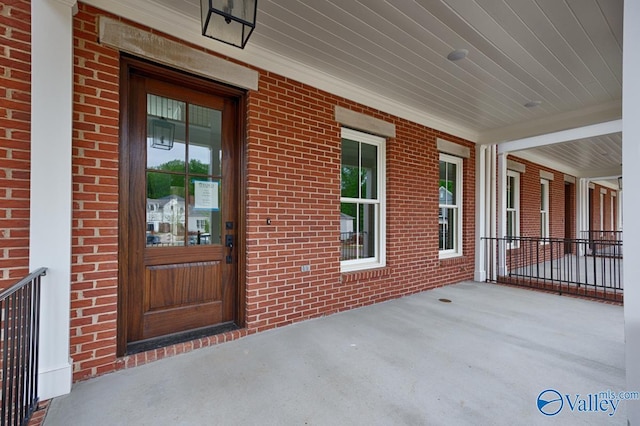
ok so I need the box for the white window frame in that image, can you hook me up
[340,128,386,272]
[540,179,550,241]
[506,170,520,246]
[439,153,463,258]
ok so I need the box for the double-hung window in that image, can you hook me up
[506,170,520,245]
[439,153,462,257]
[540,179,549,240]
[340,128,386,271]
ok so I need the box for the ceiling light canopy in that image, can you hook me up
[447,49,468,61]
[524,100,542,108]
[201,0,257,49]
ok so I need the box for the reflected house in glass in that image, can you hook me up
[439,186,453,245]
[146,195,210,243]
[340,212,354,240]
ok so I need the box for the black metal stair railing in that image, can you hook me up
[1,267,46,426]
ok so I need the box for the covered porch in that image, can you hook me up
[43,282,625,425]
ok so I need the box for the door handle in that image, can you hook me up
[225,234,233,264]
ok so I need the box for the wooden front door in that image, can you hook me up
[119,58,243,354]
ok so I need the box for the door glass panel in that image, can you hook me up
[189,105,222,176]
[188,178,221,245]
[146,95,223,247]
[146,172,186,246]
[147,95,186,170]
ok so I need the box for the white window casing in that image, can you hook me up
[340,128,386,272]
[439,153,463,258]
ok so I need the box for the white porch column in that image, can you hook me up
[576,178,590,256]
[474,144,488,282]
[31,0,76,399]
[496,152,508,276]
[623,0,640,422]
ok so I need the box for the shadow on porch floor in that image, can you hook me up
[44,282,626,425]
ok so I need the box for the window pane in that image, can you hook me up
[147,95,186,171]
[146,172,186,247]
[340,202,358,260]
[361,203,376,258]
[189,105,222,177]
[340,202,377,260]
[447,162,457,202]
[507,176,513,209]
[439,161,456,206]
[341,138,360,199]
[439,207,456,250]
[360,143,378,199]
[507,210,514,239]
[187,181,221,246]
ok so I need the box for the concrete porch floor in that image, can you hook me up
[44,282,627,425]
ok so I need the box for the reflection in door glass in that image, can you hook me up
[145,95,223,247]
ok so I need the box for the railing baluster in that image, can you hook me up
[0,267,46,426]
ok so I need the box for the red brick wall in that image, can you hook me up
[70,6,120,380]
[0,1,31,288]
[510,156,566,239]
[69,4,475,380]
[591,184,618,232]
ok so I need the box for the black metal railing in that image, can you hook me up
[482,236,622,302]
[580,230,623,257]
[1,267,46,426]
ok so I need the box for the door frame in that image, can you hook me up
[117,55,247,356]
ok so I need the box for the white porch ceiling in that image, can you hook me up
[83,0,623,181]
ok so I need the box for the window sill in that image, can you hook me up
[438,255,467,267]
[341,266,391,283]
[438,251,463,260]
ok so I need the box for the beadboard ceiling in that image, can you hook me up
[83,0,623,184]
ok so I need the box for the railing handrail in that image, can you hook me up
[0,267,47,300]
[1,266,47,426]
[483,235,622,245]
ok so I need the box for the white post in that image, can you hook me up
[576,178,589,256]
[623,0,640,422]
[489,145,497,281]
[31,0,76,399]
[496,152,508,276]
[474,145,487,282]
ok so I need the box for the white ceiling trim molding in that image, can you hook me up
[479,100,622,144]
[497,120,622,154]
[82,0,480,142]
[512,151,581,177]
[53,0,77,7]
[591,180,619,191]
[576,166,623,179]
[99,17,258,91]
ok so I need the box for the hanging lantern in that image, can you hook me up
[200,0,257,49]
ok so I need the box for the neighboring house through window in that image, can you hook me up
[540,179,549,240]
[439,153,462,257]
[506,170,520,244]
[340,128,386,271]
